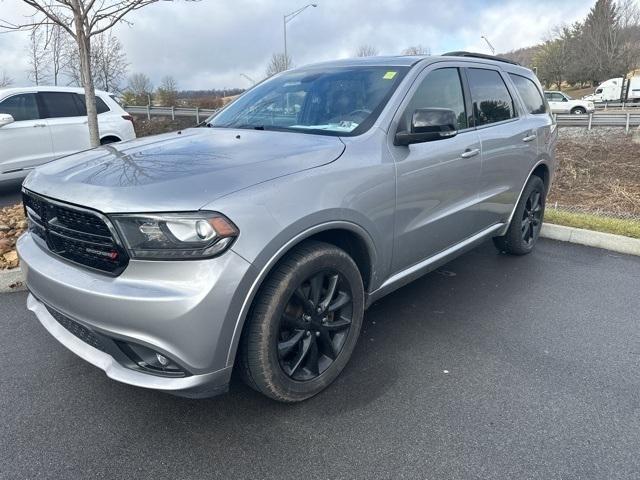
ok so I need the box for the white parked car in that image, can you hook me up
[544,91,595,115]
[0,86,136,181]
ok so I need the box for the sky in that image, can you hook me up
[0,0,596,91]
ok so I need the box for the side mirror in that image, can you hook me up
[394,108,458,146]
[0,114,14,128]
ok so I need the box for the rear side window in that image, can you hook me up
[0,93,40,121]
[40,92,83,118]
[74,94,111,115]
[466,68,515,126]
[509,74,546,114]
[401,67,468,131]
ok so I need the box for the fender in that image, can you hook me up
[225,220,377,366]
[498,159,550,236]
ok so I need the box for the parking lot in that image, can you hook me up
[1,239,639,479]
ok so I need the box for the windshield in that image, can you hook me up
[209,66,409,136]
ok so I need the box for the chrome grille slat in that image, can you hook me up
[22,190,129,275]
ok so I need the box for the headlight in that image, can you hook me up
[111,212,239,260]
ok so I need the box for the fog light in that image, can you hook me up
[156,353,169,366]
[116,341,187,377]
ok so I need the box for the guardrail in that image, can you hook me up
[593,102,640,110]
[555,112,640,131]
[124,105,219,123]
[124,106,640,131]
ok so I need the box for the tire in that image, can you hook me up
[571,107,586,115]
[493,175,546,255]
[238,240,364,403]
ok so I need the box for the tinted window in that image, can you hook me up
[75,94,110,115]
[401,68,468,131]
[467,68,515,126]
[0,93,40,121]
[40,92,83,118]
[509,74,546,114]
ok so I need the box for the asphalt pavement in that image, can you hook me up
[1,239,639,479]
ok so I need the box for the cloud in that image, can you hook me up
[0,0,593,90]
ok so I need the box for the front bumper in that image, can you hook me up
[18,232,255,397]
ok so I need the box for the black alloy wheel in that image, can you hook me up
[277,270,353,381]
[521,189,543,247]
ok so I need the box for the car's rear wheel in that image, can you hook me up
[239,241,364,402]
[571,107,586,115]
[493,175,546,255]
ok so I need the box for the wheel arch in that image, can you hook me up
[100,135,121,145]
[500,159,551,235]
[225,221,377,367]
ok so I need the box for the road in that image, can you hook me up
[1,239,639,479]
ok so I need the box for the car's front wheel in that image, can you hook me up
[239,241,364,402]
[571,107,586,115]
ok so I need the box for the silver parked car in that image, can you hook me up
[18,52,556,402]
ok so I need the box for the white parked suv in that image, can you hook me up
[0,86,136,182]
[544,90,595,115]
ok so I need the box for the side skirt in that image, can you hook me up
[365,223,504,307]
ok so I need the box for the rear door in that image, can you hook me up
[0,92,54,174]
[465,66,538,227]
[39,91,91,158]
[389,64,483,272]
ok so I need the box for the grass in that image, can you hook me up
[545,209,640,239]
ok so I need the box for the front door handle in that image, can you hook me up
[523,134,537,142]
[460,148,480,159]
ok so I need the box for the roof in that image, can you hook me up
[0,85,110,96]
[298,53,534,76]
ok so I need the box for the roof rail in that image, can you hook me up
[441,51,520,66]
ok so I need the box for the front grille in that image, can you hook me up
[45,305,106,352]
[23,190,129,275]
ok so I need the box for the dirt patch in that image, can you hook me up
[132,114,199,137]
[549,127,640,218]
[0,204,27,270]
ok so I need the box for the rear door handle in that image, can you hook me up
[460,148,480,159]
[523,134,537,142]
[33,123,47,128]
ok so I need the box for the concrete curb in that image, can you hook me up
[0,267,26,293]
[541,223,640,256]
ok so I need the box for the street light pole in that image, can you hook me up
[481,35,496,55]
[283,4,317,69]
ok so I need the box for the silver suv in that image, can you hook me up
[18,52,556,402]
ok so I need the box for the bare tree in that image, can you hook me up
[156,75,178,106]
[266,52,292,77]
[0,71,13,88]
[93,32,128,91]
[401,44,430,55]
[42,24,66,86]
[355,44,378,57]
[27,27,49,85]
[1,1,195,148]
[123,73,153,105]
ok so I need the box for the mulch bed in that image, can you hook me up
[0,204,26,270]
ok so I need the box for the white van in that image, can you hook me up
[0,86,136,181]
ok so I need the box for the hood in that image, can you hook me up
[24,127,345,213]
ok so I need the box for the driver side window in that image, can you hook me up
[401,68,468,132]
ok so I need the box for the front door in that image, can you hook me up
[389,65,483,273]
[0,92,54,174]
